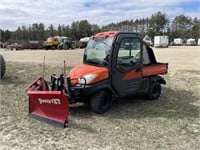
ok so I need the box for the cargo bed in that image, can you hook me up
[142,63,168,77]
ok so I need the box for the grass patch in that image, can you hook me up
[0,62,199,150]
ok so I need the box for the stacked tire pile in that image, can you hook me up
[0,54,6,78]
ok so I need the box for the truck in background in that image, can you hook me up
[58,37,75,50]
[186,38,196,46]
[44,36,60,49]
[79,37,90,48]
[154,36,169,48]
[198,38,200,46]
[173,38,183,46]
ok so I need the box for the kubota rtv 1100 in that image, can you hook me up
[26,31,168,127]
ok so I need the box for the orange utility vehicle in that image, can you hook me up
[26,31,168,127]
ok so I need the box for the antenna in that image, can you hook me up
[63,60,66,77]
[41,56,46,91]
[42,56,45,78]
[63,60,69,95]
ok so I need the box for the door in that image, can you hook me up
[111,33,143,96]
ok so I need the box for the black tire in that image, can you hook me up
[64,45,69,50]
[50,45,56,50]
[0,54,6,78]
[90,91,112,114]
[71,43,75,49]
[58,45,62,49]
[146,82,161,100]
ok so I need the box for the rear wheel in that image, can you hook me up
[90,91,112,114]
[64,44,69,50]
[146,81,161,100]
[52,45,57,49]
[0,54,6,78]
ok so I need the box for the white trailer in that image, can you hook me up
[174,38,183,46]
[186,38,196,46]
[197,38,200,46]
[154,36,169,48]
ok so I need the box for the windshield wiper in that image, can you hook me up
[87,58,109,66]
[86,59,100,64]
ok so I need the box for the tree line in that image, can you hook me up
[0,12,200,43]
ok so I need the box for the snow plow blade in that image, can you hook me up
[26,77,69,127]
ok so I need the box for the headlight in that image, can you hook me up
[78,74,98,84]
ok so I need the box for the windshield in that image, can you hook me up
[47,37,53,42]
[84,37,113,66]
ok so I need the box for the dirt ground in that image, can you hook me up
[0,46,200,150]
[1,46,200,70]
[1,48,84,67]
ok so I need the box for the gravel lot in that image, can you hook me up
[0,46,200,150]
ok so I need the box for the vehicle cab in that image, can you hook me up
[68,31,168,113]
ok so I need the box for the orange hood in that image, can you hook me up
[69,64,109,84]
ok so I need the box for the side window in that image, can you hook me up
[117,37,141,72]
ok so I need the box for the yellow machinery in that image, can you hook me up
[44,36,60,49]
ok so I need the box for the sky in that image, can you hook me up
[0,0,200,31]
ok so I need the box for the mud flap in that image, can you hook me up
[26,77,69,127]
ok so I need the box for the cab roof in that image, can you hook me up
[91,31,142,39]
[91,31,118,38]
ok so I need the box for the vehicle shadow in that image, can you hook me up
[70,87,199,120]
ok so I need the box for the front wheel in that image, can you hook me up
[146,82,161,100]
[90,91,112,114]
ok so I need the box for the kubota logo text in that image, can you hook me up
[38,98,61,104]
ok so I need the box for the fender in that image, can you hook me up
[83,79,117,97]
[150,75,166,84]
